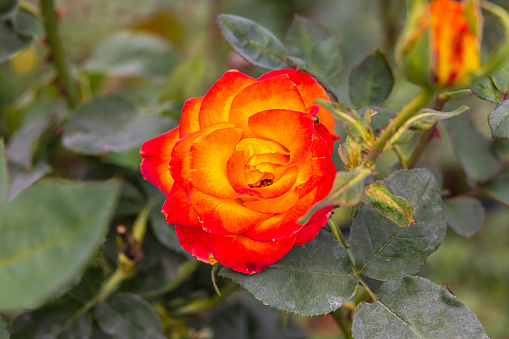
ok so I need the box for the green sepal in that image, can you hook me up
[338,136,362,171]
[361,107,379,127]
[386,106,469,149]
[395,0,432,88]
[316,99,374,147]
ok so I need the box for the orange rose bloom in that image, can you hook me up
[140,69,338,274]
[397,0,481,88]
[429,0,480,87]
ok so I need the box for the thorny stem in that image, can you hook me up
[365,88,436,166]
[393,146,409,169]
[355,272,377,301]
[327,217,356,267]
[40,0,78,108]
[327,216,377,300]
[405,89,472,169]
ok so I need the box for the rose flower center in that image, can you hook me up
[238,138,290,189]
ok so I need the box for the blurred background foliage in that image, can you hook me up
[2,0,509,338]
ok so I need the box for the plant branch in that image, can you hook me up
[365,88,435,166]
[328,217,356,267]
[393,146,408,169]
[40,0,78,108]
[405,89,471,168]
[355,272,377,301]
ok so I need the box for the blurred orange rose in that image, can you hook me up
[140,68,338,274]
[397,0,481,88]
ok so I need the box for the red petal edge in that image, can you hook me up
[294,205,334,246]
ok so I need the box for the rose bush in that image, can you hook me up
[140,68,338,274]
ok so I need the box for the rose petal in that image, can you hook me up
[175,225,216,264]
[206,232,296,274]
[179,96,204,138]
[314,122,335,156]
[189,186,272,235]
[243,187,318,242]
[295,131,332,198]
[248,109,314,167]
[293,205,334,246]
[316,159,336,202]
[199,70,257,127]
[228,162,299,200]
[243,187,300,214]
[229,75,306,137]
[162,183,201,227]
[170,122,234,191]
[236,138,289,156]
[189,127,243,199]
[258,68,335,134]
[140,127,180,194]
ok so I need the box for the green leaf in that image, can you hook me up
[95,293,165,339]
[7,161,51,201]
[349,168,446,280]
[10,299,92,339]
[444,197,485,238]
[220,232,358,316]
[484,177,509,206]
[86,31,179,79]
[0,0,17,16]
[66,267,105,305]
[5,116,53,169]
[213,14,288,70]
[0,4,33,64]
[285,15,343,95]
[62,96,172,155]
[491,58,509,95]
[470,77,501,103]
[316,99,374,146]
[352,277,488,339]
[349,50,394,108]
[386,106,469,149]
[447,114,501,184]
[0,179,120,310]
[207,293,305,339]
[0,317,8,339]
[338,136,362,171]
[325,165,372,206]
[0,140,8,205]
[364,180,415,228]
[491,138,509,162]
[488,99,509,139]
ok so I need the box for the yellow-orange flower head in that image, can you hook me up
[140,69,339,274]
[397,0,481,88]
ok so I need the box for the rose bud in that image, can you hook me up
[396,0,482,88]
[140,69,339,274]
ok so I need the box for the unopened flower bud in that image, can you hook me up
[397,0,481,88]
